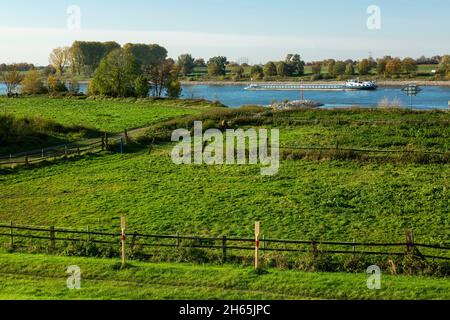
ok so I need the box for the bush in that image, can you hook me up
[134,76,150,98]
[21,70,46,95]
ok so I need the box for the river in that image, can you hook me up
[1,83,449,109]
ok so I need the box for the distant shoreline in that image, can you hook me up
[180,80,450,87]
[26,79,450,87]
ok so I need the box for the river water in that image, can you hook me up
[1,83,449,109]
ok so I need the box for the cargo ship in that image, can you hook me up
[244,79,378,91]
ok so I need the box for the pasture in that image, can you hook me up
[0,251,448,300]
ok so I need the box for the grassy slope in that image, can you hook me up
[1,146,448,244]
[0,251,448,300]
[0,97,217,133]
[276,109,450,151]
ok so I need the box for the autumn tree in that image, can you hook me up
[1,68,23,96]
[49,47,71,75]
[402,57,418,75]
[376,57,389,76]
[148,58,178,97]
[385,58,403,76]
[357,59,371,75]
[21,69,45,95]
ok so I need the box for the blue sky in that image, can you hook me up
[1,0,449,64]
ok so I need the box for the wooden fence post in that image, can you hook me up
[24,153,29,166]
[176,232,180,247]
[10,221,14,248]
[121,216,126,268]
[101,136,105,151]
[255,221,261,270]
[352,238,356,258]
[405,230,414,254]
[222,236,227,263]
[124,129,129,143]
[49,226,56,250]
[86,226,90,242]
[77,147,81,156]
[41,149,44,159]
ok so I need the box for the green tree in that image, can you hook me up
[207,56,228,76]
[402,57,418,75]
[134,76,150,98]
[333,61,347,76]
[276,61,290,77]
[70,41,121,75]
[89,49,140,97]
[263,62,277,78]
[345,63,355,76]
[229,64,244,80]
[326,60,336,77]
[167,79,182,98]
[124,43,168,69]
[376,58,388,76]
[250,65,264,80]
[21,69,45,95]
[177,54,196,76]
[311,62,322,75]
[438,55,450,75]
[285,54,305,76]
[357,59,371,75]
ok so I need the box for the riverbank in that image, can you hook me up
[181,80,450,87]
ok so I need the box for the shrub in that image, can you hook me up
[21,70,46,95]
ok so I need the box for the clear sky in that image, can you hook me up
[0,0,449,65]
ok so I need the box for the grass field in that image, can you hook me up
[0,98,449,300]
[0,97,220,133]
[1,142,448,244]
[0,251,448,300]
[1,105,449,244]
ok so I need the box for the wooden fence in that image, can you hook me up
[0,223,449,262]
[0,133,127,167]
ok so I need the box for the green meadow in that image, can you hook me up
[0,97,449,299]
[0,97,219,133]
[0,251,448,300]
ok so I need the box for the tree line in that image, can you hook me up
[1,45,450,97]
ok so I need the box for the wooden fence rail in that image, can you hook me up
[0,135,126,167]
[0,223,449,262]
